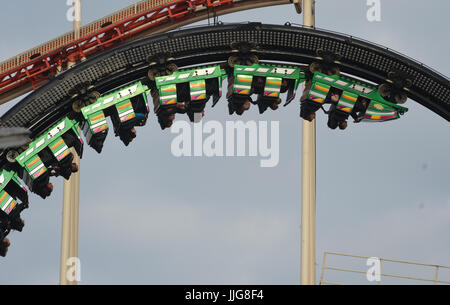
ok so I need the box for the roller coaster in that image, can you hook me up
[0,0,449,259]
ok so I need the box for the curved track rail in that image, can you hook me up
[1,23,449,137]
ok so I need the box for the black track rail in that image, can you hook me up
[1,23,449,134]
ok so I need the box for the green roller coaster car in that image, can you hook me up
[0,170,28,234]
[301,72,408,128]
[81,81,151,151]
[228,63,307,114]
[154,65,227,122]
[15,117,83,198]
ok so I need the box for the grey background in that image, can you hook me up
[0,0,449,284]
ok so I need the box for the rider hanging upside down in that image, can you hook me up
[227,76,252,116]
[300,80,320,122]
[0,220,10,257]
[149,88,186,130]
[350,97,369,123]
[49,154,79,179]
[112,96,150,145]
[326,88,348,130]
[0,237,10,257]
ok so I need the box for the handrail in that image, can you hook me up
[320,251,450,285]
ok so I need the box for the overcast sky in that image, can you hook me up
[0,0,449,285]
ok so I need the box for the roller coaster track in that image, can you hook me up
[1,23,449,141]
[0,0,294,105]
[1,2,449,265]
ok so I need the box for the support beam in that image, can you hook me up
[301,0,316,285]
[60,0,81,286]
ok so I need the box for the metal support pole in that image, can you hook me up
[73,0,82,41]
[301,0,316,285]
[60,0,81,285]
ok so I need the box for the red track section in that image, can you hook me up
[0,0,290,104]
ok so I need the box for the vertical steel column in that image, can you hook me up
[60,0,81,285]
[301,0,316,285]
